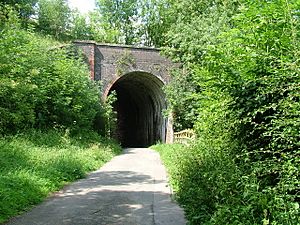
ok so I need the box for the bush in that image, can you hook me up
[157,0,300,224]
[0,7,105,134]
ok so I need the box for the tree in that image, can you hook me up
[96,0,139,45]
[0,0,38,26]
[138,0,169,47]
[69,9,92,40]
[36,0,71,40]
[88,10,121,43]
[68,9,121,43]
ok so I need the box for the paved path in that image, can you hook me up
[6,148,186,225]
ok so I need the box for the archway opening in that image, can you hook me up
[108,72,166,147]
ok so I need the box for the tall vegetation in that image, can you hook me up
[153,0,300,224]
[96,0,139,45]
[36,0,71,40]
[0,0,38,26]
[0,0,120,42]
[0,7,105,134]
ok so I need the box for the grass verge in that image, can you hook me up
[0,129,121,223]
[151,143,184,195]
[151,142,241,224]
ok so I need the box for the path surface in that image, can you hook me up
[6,148,186,225]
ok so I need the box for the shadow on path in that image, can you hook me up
[5,148,186,225]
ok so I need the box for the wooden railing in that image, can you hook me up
[174,129,196,145]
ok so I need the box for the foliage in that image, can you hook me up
[160,0,237,130]
[0,0,38,27]
[216,1,300,223]
[164,68,201,131]
[36,0,71,40]
[155,0,300,224]
[103,90,117,138]
[69,10,97,41]
[94,0,179,46]
[88,10,121,43]
[138,0,171,47]
[0,129,122,223]
[0,9,105,134]
[1,0,300,224]
[96,0,140,45]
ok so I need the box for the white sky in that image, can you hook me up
[68,0,96,14]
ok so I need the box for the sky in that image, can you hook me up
[68,0,96,14]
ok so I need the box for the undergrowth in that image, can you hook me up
[0,129,121,223]
[155,0,300,224]
[152,142,300,225]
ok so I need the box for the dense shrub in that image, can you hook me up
[157,0,300,224]
[0,8,105,134]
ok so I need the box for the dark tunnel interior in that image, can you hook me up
[108,72,166,147]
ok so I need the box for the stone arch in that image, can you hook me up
[107,71,167,147]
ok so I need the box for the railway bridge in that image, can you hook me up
[74,41,174,147]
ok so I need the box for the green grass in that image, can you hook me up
[151,143,242,224]
[151,143,184,194]
[0,129,122,223]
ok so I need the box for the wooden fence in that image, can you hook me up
[173,129,196,145]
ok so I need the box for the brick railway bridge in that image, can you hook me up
[74,41,174,147]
